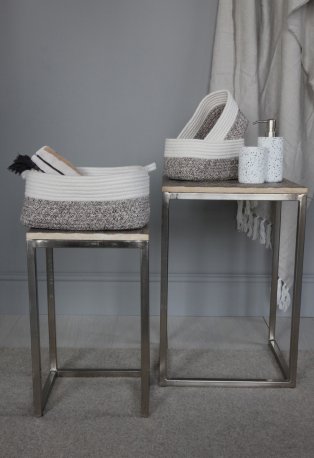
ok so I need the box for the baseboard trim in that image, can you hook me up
[1,271,314,316]
[1,271,314,284]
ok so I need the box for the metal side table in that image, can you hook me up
[26,227,150,417]
[160,177,308,388]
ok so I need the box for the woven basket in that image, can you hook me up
[164,90,248,181]
[21,164,156,231]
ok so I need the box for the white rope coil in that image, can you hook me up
[164,138,244,160]
[165,90,244,162]
[178,90,239,141]
[23,164,156,202]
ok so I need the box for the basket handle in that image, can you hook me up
[144,162,157,173]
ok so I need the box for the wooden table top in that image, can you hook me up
[162,177,308,195]
[26,226,149,241]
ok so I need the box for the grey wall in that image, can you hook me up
[1,0,314,316]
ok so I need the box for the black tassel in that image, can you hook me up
[8,154,40,175]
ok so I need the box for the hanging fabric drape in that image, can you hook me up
[209,0,314,310]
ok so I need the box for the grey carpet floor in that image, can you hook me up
[1,346,314,458]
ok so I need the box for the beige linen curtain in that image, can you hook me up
[209,0,314,310]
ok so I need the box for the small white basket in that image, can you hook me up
[164,90,247,181]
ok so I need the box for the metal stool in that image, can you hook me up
[159,177,308,387]
[26,227,150,416]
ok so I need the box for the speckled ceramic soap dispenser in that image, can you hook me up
[254,119,284,183]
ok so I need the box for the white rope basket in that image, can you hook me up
[21,163,156,231]
[164,90,248,181]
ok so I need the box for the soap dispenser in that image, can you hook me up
[254,119,283,182]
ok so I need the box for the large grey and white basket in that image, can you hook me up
[164,90,248,181]
[21,164,156,231]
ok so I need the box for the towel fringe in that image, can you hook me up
[252,215,260,240]
[266,222,272,249]
[259,219,266,245]
[251,200,258,209]
[277,278,291,312]
[236,202,291,311]
[245,200,251,215]
[236,200,244,231]
[247,213,254,238]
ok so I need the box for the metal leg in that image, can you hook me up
[140,242,150,417]
[160,192,170,384]
[46,248,58,372]
[269,201,282,341]
[288,194,307,386]
[267,201,290,379]
[27,241,43,416]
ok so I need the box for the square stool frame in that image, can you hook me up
[159,178,308,388]
[26,228,150,417]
